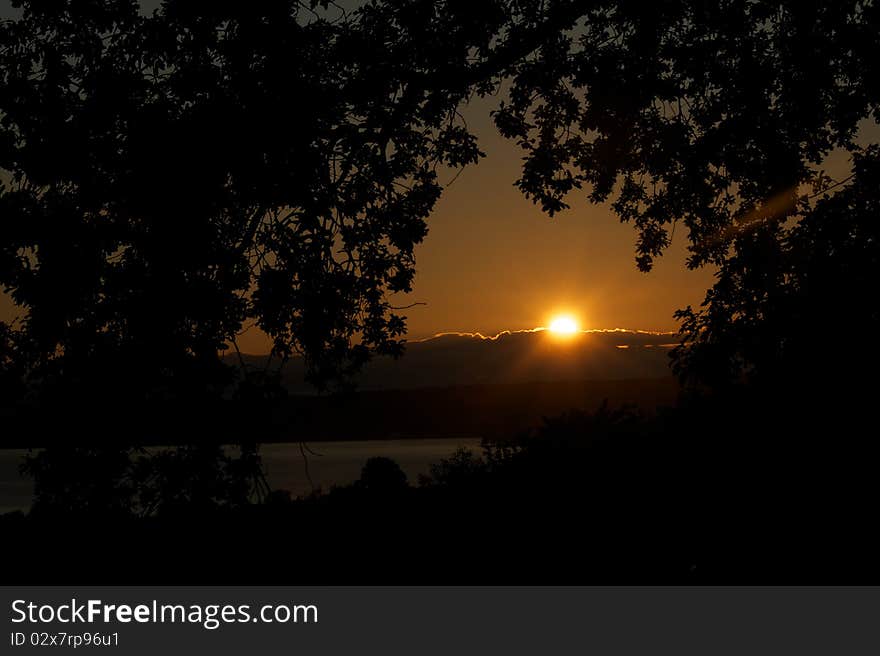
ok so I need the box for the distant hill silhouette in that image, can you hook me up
[270,378,679,441]
[0,330,678,448]
[235,329,677,394]
[226,329,681,441]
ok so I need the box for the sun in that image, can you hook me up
[547,315,579,335]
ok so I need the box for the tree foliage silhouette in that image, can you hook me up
[0,0,501,406]
[3,0,879,579]
[491,1,880,388]
[1,1,878,455]
[0,0,509,511]
[5,0,876,400]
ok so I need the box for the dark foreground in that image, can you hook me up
[4,388,878,585]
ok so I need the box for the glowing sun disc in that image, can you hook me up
[548,316,579,335]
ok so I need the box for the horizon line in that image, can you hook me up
[411,327,678,343]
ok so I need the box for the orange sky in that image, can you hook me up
[228,95,717,353]
[391,95,717,343]
[387,102,877,347]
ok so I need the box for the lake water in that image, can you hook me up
[0,438,483,514]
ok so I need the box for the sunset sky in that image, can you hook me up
[395,94,717,342]
[238,95,718,352]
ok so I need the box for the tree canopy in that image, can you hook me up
[0,0,507,400]
[2,0,879,405]
[493,0,880,389]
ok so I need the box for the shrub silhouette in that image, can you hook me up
[23,444,269,518]
[358,457,409,493]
